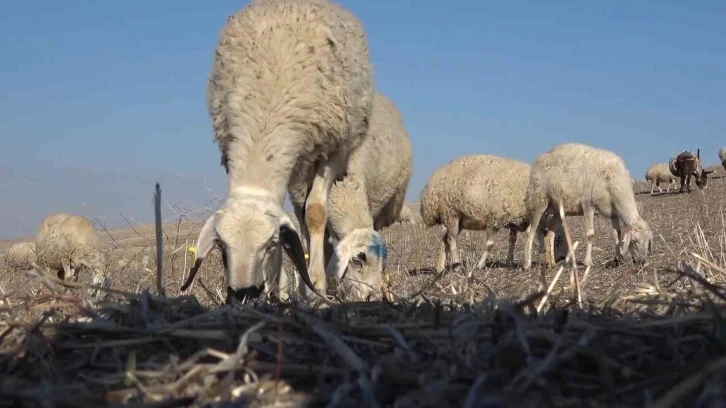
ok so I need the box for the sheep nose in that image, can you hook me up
[226,285,264,305]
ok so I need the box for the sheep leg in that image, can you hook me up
[610,216,624,263]
[583,206,596,267]
[445,220,462,271]
[536,218,547,254]
[293,205,309,254]
[544,213,562,267]
[303,154,346,297]
[650,181,654,195]
[474,228,496,271]
[557,202,580,305]
[524,204,547,271]
[506,229,517,267]
[435,226,449,272]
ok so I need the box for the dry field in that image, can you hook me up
[2,171,726,407]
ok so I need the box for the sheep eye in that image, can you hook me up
[267,239,279,251]
[351,252,366,267]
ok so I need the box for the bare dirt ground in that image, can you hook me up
[3,170,725,308]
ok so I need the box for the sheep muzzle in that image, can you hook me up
[226,284,265,305]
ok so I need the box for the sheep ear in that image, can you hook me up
[181,213,219,291]
[326,240,351,281]
[279,221,327,301]
[619,225,632,254]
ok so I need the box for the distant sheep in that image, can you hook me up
[719,146,726,171]
[397,206,415,224]
[670,149,713,194]
[34,213,106,285]
[420,154,566,274]
[180,0,374,304]
[290,91,413,301]
[5,242,36,271]
[523,143,653,275]
[645,163,677,194]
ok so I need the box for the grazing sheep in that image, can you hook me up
[719,147,726,171]
[645,163,677,194]
[671,149,713,194]
[181,0,374,304]
[34,214,106,285]
[397,206,415,224]
[290,91,412,301]
[420,154,566,274]
[5,242,36,271]
[523,143,653,275]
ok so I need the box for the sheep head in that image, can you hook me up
[180,195,321,304]
[325,228,387,301]
[616,217,653,264]
[695,167,715,190]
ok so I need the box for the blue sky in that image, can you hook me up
[1,0,724,240]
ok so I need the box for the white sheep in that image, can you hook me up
[5,242,36,272]
[181,0,374,304]
[419,154,566,275]
[719,146,726,171]
[289,91,413,301]
[523,143,653,274]
[396,206,416,224]
[34,213,107,288]
[645,163,677,194]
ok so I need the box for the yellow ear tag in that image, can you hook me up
[304,253,309,260]
[188,246,197,264]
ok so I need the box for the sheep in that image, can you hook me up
[670,149,713,194]
[396,206,416,224]
[645,163,677,194]
[34,213,106,287]
[419,154,567,275]
[289,91,413,301]
[180,0,374,304]
[719,147,726,171]
[523,143,653,278]
[5,242,36,272]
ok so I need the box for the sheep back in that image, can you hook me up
[645,163,676,183]
[420,155,532,231]
[525,143,637,220]
[208,0,374,194]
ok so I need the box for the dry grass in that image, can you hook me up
[2,171,726,407]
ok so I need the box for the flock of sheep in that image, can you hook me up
[4,0,726,307]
